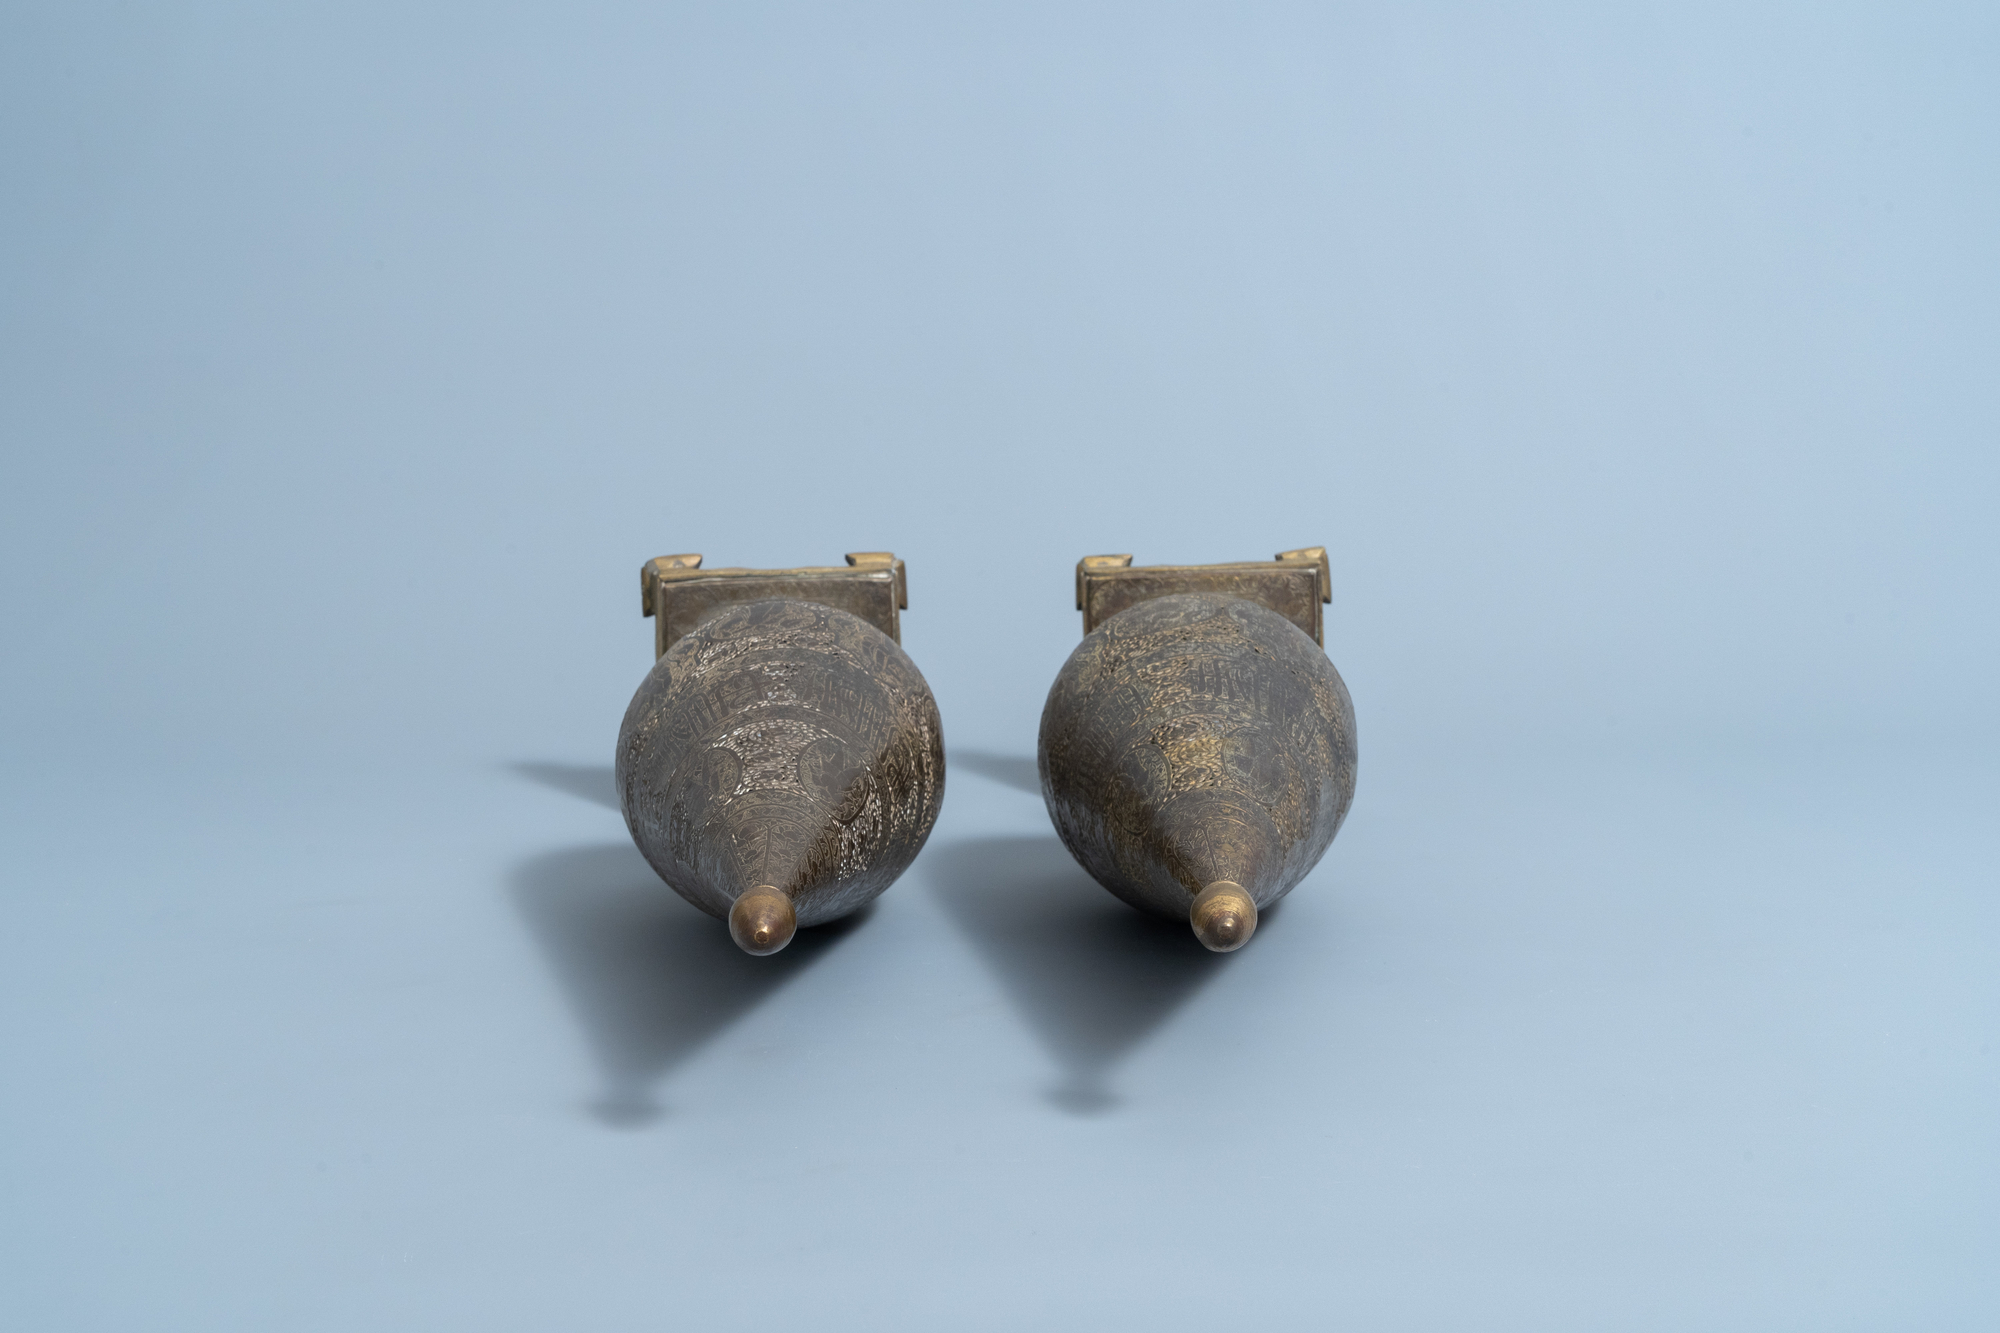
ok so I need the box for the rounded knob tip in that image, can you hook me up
[1190,881,1258,952]
[729,886,797,956]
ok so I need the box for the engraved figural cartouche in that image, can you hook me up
[617,553,945,955]
[1038,549,1358,952]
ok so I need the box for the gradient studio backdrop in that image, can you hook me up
[2,4,1995,1330]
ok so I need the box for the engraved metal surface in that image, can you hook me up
[1076,547,1330,644]
[642,552,908,657]
[1038,591,1357,929]
[618,596,945,935]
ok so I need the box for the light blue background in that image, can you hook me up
[3,3,1996,1328]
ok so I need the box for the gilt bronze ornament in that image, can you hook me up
[617,553,945,955]
[1038,549,1357,952]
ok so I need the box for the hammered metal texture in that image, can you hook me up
[1038,593,1357,918]
[617,598,945,927]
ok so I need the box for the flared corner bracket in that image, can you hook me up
[641,551,908,658]
[1074,547,1330,647]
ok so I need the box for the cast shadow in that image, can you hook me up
[510,761,620,812]
[950,750,1042,797]
[510,842,863,1126]
[927,834,1248,1115]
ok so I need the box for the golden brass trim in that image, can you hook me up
[1189,881,1258,952]
[1074,547,1330,646]
[727,886,797,956]
[640,551,908,658]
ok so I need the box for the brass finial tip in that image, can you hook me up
[729,886,797,956]
[1190,881,1258,952]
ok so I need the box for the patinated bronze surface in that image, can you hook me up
[618,554,944,955]
[1039,552,1357,951]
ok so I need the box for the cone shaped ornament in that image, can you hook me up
[1038,592,1356,950]
[618,597,944,952]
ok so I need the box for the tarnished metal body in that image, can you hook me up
[1038,559,1357,941]
[618,560,944,946]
